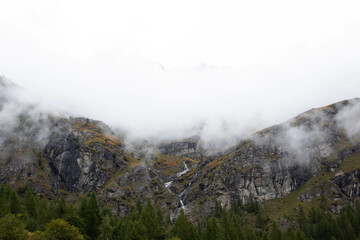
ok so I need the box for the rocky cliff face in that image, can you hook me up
[172,99,360,217]
[158,136,204,161]
[0,78,192,215]
[1,77,360,220]
[0,113,185,214]
[43,118,127,193]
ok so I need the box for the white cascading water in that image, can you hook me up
[164,161,190,210]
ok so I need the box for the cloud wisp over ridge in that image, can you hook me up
[0,0,359,146]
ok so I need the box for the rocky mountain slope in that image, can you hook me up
[172,98,360,218]
[1,77,360,220]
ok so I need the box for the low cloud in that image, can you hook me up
[335,98,360,142]
[0,76,53,148]
[0,0,360,152]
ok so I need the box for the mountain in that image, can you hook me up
[174,98,360,219]
[1,77,360,221]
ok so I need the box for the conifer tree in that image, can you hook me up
[37,198,49,229]
[140,199,165,240]
[270,222,282,240]
[9,190,21,215]
[262,232,269,240]
[173,209,197,240]
[80,192,102,239]
[25,187,38,219]
[297,205,306,232]
[0,185,7,216]
[127,220,148,240]
[56,197,67,219]
[99,214,114,240]
[112,218,127,240]
[294,229,307,240]
[214,200,222,218]
[243,226,261,240]
[203,216,219,240]
[255,212,265,229]
[24,187,40,231]
[343,219,356,240]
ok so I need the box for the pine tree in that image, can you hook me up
[244,194,260,214]
[37,198,49,230]
[297,205,306,233]
[354,201,360,236]
[81,192,102,239]
[203,216,219,240]
[255,212,266,229]
[126,220,149,240]
[99,214,114,240]
[173,209,198,240]
[0,185,7,217]
[112,218,127,240]
[25,187,38,219]
[320,195,329,211]
[262,232,269,240]
[343,219,356,240]
[270,222,282,240]
[243,226,261,240]
[294,229,307,240]
[56,197,67,219]
[283,227,296,240]
[9,190,21,215]
[24,187,40,232]
[214,200,222,218]
[140,199,165,240]
[135,200,143,216]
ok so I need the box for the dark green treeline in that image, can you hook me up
[0,185,360,240]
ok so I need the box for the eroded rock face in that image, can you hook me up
[334,169,360,198]
[175,99,360,216]
[179,140,316,215]
[38,118,183,215]
[99,164,180,216]
[43,120,128,193]
[159,136,204,160]
[0,98,180,215]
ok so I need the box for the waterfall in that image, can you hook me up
[163,160,201,212]
[176,161,190,177]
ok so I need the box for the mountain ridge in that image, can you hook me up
[1,78,360,220]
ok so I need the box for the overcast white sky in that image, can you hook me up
[0,0,360,140]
